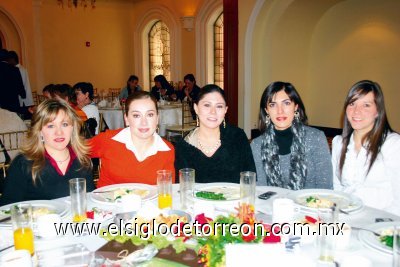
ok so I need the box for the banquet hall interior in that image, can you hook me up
[2,1,400,266]
[1,0,399,135]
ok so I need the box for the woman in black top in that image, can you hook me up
[0,99,94,205]
[175,84,255,183]
[150,75,174,101]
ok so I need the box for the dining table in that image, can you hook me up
[98,102,182,136]
[0,184,399,266]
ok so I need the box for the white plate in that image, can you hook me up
[192,183,242,201]
[0,200,68,228]
[358,221,399,254]
[286,189,363,213]
[90,183,157,204]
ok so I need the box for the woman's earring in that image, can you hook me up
[265,114,270,125]
[223,118,226,128]
[196,115,199,127]
[40,135,44,143]
[294,110,300,121]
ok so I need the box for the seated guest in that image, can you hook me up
[89,91,175,187]
[0,99,94,205]
[42,84,54,99]
[74,82,100,134]
[332,80,400,215]
[51,83,88,122]
[150,75,174,101]
[181,74,201,103]
[119,75,142,101]
[251,81,332,189]
[175,84,255,183]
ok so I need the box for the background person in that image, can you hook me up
[150,74,174,101]
[0,99,94,205]
[332,80,400,215]
[89,91,175,187]
[119,75,142,101]
[175,84,255,183]
[251,81,332,189]
[74,82,100,135]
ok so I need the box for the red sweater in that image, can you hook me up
[89,129,175,187]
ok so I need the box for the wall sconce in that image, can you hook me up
[181,16,195,32]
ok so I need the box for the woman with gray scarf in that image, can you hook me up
[251,82,332,189]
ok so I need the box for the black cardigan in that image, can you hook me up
[0,154,94,205]
[174,124,256,183]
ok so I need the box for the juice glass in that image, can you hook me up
[11,204,35,255]
[157,170,172,209]
[239,171,256,222]
[69,178,87,222]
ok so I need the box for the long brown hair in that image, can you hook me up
[22,99,91,183]
[338,80,393,177]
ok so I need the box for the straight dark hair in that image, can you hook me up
[258,81,308,133]
[124,91,158,115]
[195,84,226,105]
[127,75,139,95]
[339,80,393,177]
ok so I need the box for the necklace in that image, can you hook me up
[198,139,221,155]
[55,153,70,165]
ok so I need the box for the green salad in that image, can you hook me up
[195,191,226,200]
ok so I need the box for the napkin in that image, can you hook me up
[98,99,108,108]
[112,97,121,108]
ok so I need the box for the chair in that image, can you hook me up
[165,101,196,141]
[0,130,27,176]
[108,88,121,99]
[32,91,38,105]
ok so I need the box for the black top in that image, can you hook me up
[274,127,293,155]
[0,154,94,205]
[0,61,25,113]
[174,124,256,183]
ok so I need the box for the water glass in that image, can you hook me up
[179,168,195,212]
[317,208,337,263]
[11,204,35,255]
[157,170,172,209]
[239,171,256,221]
[393,226,400,267]
[69,178,87,223]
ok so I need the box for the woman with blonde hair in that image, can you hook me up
[0,99,94,205]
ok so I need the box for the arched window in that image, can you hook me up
[148,20,171,87]
[214,12,223,89]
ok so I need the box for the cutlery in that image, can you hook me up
[92,190,117,194]
[351,226,380,236]
[0,215,11,223]
[339,209,350,215]
[0,244,13,253]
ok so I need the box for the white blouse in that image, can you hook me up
[332,132,400,216]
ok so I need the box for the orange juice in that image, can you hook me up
[73,214,87,223]
[13,227,34,255]
[158,194,172,209]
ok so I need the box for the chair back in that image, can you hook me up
[0,131,28,176]
[108,88,121,99]
[182,101,196,127]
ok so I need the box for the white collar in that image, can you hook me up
[111,127,170,161]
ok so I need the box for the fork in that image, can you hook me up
[351,226,380,236]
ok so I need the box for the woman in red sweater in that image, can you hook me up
[90,91,175,187]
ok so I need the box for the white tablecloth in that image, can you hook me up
[1,185,398,266]
[99,104,182,136]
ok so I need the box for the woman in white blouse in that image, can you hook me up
[332,80,400,215]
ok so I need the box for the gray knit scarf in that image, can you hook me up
[260,119,307,190]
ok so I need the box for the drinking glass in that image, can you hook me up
[317,208,337,263]
[157,170,172,209]
[69,178,87,222]
[179,168,195,213]
[239,171,256,221]
[11,204,35,255]
[393,226,400,267]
